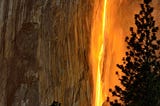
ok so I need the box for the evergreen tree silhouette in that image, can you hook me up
[107,0,160,105]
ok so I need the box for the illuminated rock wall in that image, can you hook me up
[0,0,160,106]
[0,0,93,105]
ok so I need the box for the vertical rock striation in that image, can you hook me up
[0,0,94,106]
[1,0,160,106]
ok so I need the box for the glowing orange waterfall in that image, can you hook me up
[90,0,107,106]
[90,0,138,106]
[95,0,107,106]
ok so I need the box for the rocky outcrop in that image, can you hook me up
[0,0,94,106]
[1,0,160,106]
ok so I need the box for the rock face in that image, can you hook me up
[0,0,94,106]
[1,0,160,106]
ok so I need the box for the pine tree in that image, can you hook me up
[107,0,160,105]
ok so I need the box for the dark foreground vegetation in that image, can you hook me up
[107,0,160,105]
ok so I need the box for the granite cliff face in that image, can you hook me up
[0,0,94,106]
[1,0,160,106]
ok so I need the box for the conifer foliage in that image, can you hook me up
[108,0,160,105]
